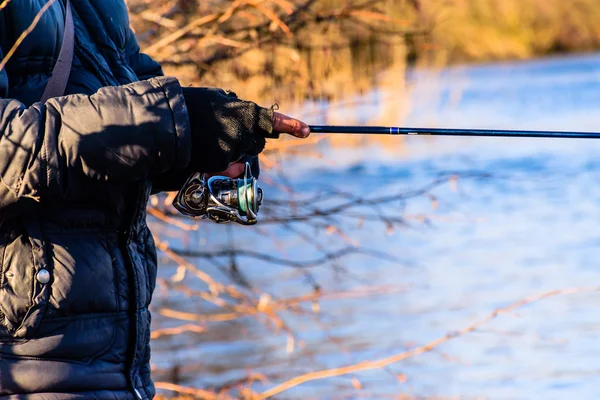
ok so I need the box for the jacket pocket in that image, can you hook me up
[47,231,119,315]
[0,222,45,339]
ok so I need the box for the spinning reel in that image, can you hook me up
[173,162,263,225]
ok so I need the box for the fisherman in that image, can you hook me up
[0,1,309,398]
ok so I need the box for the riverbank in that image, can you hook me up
[131,0,600,105]
[415,0,600,65]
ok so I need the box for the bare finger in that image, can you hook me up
[273,112,310,138]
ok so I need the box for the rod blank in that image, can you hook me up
[308,125,600,139]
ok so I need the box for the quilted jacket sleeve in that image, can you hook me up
[0,64,191,213]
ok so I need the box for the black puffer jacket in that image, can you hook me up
[0,1,269,398]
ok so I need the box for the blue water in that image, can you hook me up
[151,53,600,399]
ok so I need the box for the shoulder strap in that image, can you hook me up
[40,0,74,102]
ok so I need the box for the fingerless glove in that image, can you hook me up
[182,87,273,172]
[151,87,270,192]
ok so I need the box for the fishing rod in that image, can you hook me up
[308,125,600,139]
[174,124,600,226]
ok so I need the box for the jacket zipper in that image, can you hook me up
[121,184,145,400]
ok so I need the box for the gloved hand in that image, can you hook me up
[182,87,309,173]
[151,87,309,193]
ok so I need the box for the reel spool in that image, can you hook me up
[173,162,263,225]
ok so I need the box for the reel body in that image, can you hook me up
[173,162,263,225]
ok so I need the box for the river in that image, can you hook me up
[151,53,600,399]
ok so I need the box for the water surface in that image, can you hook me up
[152,53,600,399]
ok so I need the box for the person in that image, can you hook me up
[0,0,309,398]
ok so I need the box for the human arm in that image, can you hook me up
[151,87,310,192]
[0,47,191,215]
[123,24,309,191]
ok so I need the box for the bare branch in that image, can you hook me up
[151,323,205,339]
[169,245,404,269]
[0,0,12,11]
[0,0,58,73]
[154,382,232,400]
[259,286,600,399]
